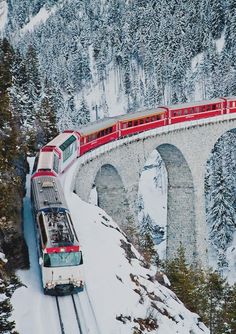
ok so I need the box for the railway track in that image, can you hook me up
[56,295,84,334]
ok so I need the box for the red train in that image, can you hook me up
[32,96,236,178]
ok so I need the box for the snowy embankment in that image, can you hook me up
[64,159,209,333]
[11,157,209,333]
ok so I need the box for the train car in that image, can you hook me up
[167,98,226,124]
[117,107,167,137]
[31,175,83,295]
[224,96,236,114]
[78,118,118,155]
[32,131,80,178]
[31,148,59,178]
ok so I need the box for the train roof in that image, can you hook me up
[225,96,236,101]
[118,107,166,121]
[77,108,166,135]
[46,132,77,149]
[76,97,234,136]
[38,151,54,170]
[43,209,79,249]
[167,98,224,110]
[31,176,68,212]
[77,117,117,136]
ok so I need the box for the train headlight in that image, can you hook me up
[73,280,83,287]
[46,282,55,289]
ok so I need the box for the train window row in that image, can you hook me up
[171,103,221,117]
[230,101,236,107]
[53,154,59,174]
[39,213,47,246]
[85,127,114,143]
[122,114,164,129]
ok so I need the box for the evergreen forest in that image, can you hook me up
[0,0,236,332]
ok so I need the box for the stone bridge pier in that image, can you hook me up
[73,115,236,266]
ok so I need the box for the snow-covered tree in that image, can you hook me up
[206,132,236,269]
[139,214,157,265]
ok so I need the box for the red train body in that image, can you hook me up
[32,96,236,179]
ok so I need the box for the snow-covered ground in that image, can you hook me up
[11,157,209,334]
[0,0,7,33]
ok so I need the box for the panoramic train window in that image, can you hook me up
[53,154,59,174]
[39,214,47,246]
[43,251,83,267]
[146,117,149,122]
[134,120,138,126]
[128,121,132,127]
[140,119,144,124]
[212,104,216,110]
[60,135,77,162]
[104,127,112,135]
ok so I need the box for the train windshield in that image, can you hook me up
[43,251,83,267]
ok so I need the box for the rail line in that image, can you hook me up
[56,296,65,334]
[71,294,83,333]
[55,295,84,334]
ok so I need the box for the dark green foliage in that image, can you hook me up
[35,78,59,147]
[165,247,236,334]
[0,272,22,334]
[165,246,198,312]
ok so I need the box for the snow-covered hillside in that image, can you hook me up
[4,0,235,127]
[11,158,209,334]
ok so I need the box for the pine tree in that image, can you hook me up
[165,245,196,311]
[25,45,42,102]
[139,214,157,265]
[209,171,235,263]
[224,283,236,333]
[209,0,225,39]
[206,271,225,334]
[77,98,90,126]
[36,94,58,147]
[0,38,14,93]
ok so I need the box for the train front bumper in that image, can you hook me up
[44,282,84,296]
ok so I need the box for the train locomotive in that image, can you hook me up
[31,96,236,295]
[31,175,83,295]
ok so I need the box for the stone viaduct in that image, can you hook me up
[71,114,236,266]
